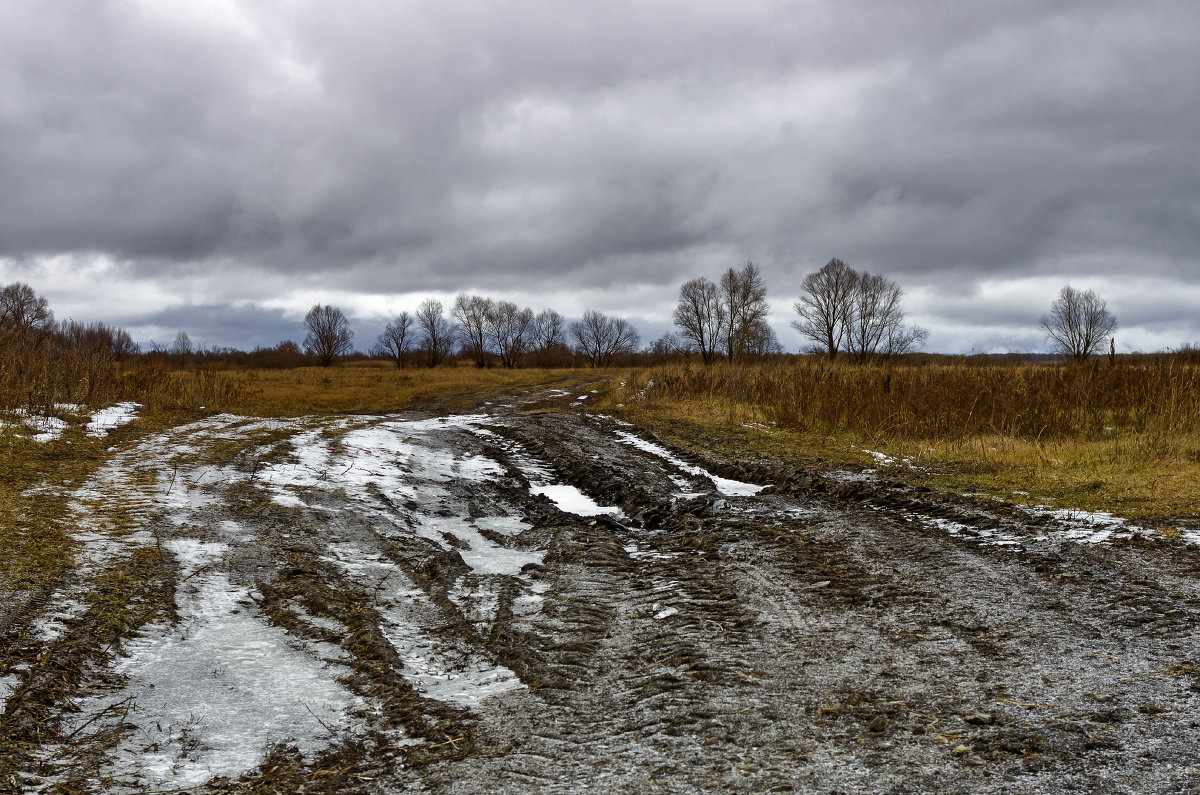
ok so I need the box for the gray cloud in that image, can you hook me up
[1,0,1198,351]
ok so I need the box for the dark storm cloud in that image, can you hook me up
[2,0,1198,350]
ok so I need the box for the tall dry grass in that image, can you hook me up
[0,327,244,421]
[630,358,1200,442]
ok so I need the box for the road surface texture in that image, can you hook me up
[1,382,1198,793]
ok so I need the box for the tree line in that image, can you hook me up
[303,296,642,369]
[191,263,1127,368]
[1,260,1128,386]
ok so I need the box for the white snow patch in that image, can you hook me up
[614,430,766,497]
[624,543,680,562]
[0,674,16,705]
[654,606,679,620]
[20,412,68,442]
[595,414,634,427]
[531,484,622,517]
[257,416,503,510]
[86,402,141,437]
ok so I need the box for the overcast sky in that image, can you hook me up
[2,0,1198,353]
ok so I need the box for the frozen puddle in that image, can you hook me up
[614,430,766,497]
[65,538,364,790]
[531,483,622,517]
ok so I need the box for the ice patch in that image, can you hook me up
[323,544,524,706]
[475,515,532,536]
[0,673,18,705]
[417,515,544,576]
[86,402,141,437]
[67,538,363,790]
[922,517,1022,548]
[862,449,917,469]
[257,416,504,509]
[1022,505,1140,544]
[614,430,766,497]
[654,607,679,620]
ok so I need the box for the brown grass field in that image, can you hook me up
[598,359,1200,522]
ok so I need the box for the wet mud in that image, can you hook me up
[1,385,1198,793]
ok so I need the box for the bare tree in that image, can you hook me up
[0,282,53,334]
[673,277,725,364]
[571,309,641,367]
[1040,285,1118,363]
[719,262,770,362]
[844,272,927,362]
[533,308,566,352]
[792,258,856,360]
[488,301,535,369]
[452,294,494,367]
[172,330,193,354]
[743,318,783,358]
[416,298,455,367]
[372,311,413,368]
[883,323,930,358]
[649,331,686,357]
[303,304,354,367]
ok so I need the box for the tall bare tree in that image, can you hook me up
[1040,285,1118,363]
[172,330,193,354]
[452,294,494,367]
[488,301,535,369]
[416,298,455,367]
[792,258,856,360]
[673,277,725,364]
[0,282,53,334]
[303,304,354,367]
[719,262,770,362]
[571,309,640,367]
[533,308,566,352]
[743,317,783,358]
[372,311,413,368]
[844,272,927,362]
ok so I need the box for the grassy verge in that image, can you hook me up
[596,364,1200,524]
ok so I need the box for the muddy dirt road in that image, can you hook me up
[2,384,1199,793]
